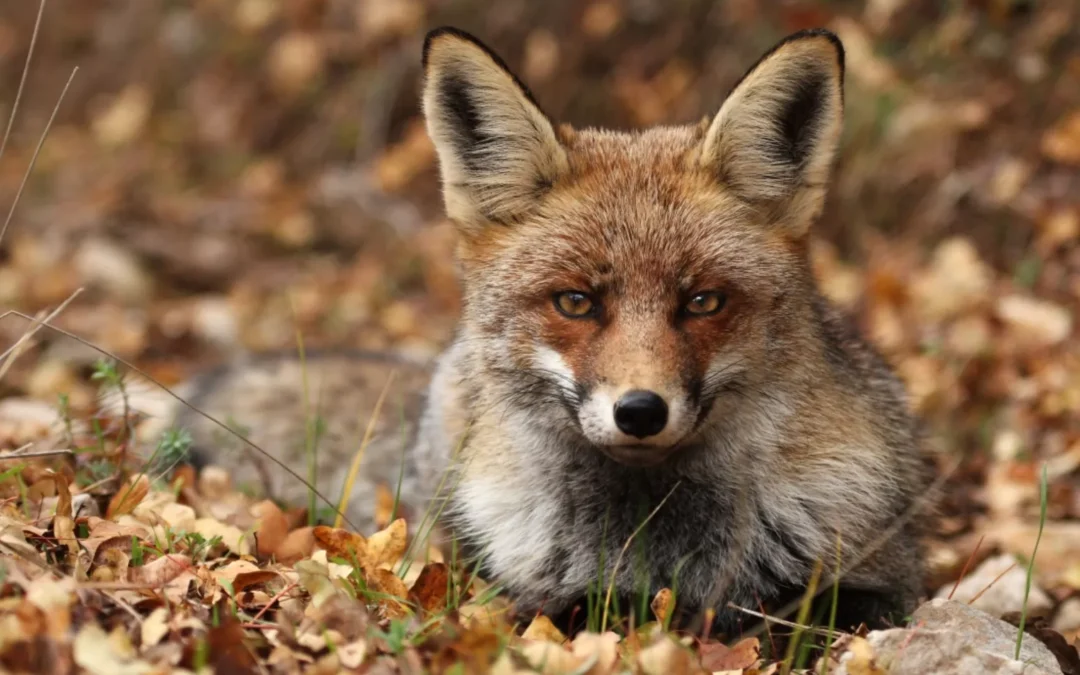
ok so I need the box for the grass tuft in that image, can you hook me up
[335,369,397,530]
[1014,463,1048,660]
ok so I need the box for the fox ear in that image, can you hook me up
[422,27,568,231]
[697,29,844,236]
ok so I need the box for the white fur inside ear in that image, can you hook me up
[422,33,567,229]
[699,33,843,232]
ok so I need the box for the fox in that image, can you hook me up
[164,27,933,634]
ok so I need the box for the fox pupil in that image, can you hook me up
[554,291,595,317]
[686,291,726,316]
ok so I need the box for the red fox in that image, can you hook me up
[168,27,931,633]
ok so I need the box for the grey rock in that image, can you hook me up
[831,598,1061,675]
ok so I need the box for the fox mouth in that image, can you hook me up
[599,443,678,467]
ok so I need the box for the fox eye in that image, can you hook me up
[554,291,597,318]
[685,291,727,317]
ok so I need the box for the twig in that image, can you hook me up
[0,288,84,379]
[248,580,299,626]
[0,449,75,461]
[0,66,78,248]
[947,534,985,601]
[726,602,840,639]
[967,562,1017,606]
[0,0,46,163]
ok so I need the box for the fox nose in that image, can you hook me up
[613,390,668,439]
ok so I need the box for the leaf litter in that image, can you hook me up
[2,0,1080,672]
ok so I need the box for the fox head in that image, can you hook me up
[421,27,845,466]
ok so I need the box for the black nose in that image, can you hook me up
[613,390,668,439]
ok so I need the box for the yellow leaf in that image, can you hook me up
[522,614,568,644]
[313,525,368,565]
[366,518,407,569]
[106,475,150,520]
[651,588,674,625]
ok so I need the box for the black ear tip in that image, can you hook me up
[786,28,845,74]
[423,26,485,68]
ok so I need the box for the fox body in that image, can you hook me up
[174,28,930,632]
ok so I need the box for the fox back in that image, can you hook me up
[173,27,931,634]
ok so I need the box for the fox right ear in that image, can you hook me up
[422,28,568,231]
[696,29,845,237]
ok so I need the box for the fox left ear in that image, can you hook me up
[696,29,844,237]
[421,27,568,232]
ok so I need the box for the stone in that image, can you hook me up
[829,599,1061,675]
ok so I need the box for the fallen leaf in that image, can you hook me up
[313,525,368,564]
[638,634,703,675]
[73,622,154,675]
[840,636,887,675]
[106,475,150,520]
[46,471,80,562]
[206,605,259,674]
[128,553,191,586]
[366,518,407,568]
[337,639,368,669]
[571,631,621,675]
[193,517,251,556]
[651,588,674,626]
[252,499,288,558]
[699,636,760,671]
[276,525,314,563]
[522,614,568,644]
[1042,109,1080,165]
[519,640,585,675]
[140,607,170,648]
[409,562,450,613]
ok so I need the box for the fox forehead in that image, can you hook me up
[461,125,799,295]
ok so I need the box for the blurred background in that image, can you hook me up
[1,0,1080,594]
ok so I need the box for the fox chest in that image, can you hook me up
[451,460,759,613]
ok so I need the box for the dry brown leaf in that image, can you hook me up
[637,635,704,675]
[366,518,407,569]
[522,614,567,644]
[26,575,75,640]
[651,588,674,625]
[840,636,887,675]
[313,525,368,564]
[251,499,288,558]
[193,518,251,556]
[519,641,585,675]
[1042,109,1080,165]
[106,475,150,520]
[128,553,191,586]
[206,607,259,673]
[46,471,80,562]
[212,560,278,594]
[571,631,621,675]
[90,548,130,582]
[276,526,315,563]
[73,622,154,675]
[699,636,760,671]
[408,562,450,613]
[371,567,409,598]
[337,639,368,669]
[140,607,170,649]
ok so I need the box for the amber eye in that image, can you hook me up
[554,291,596,318]
[685,291,727,316]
